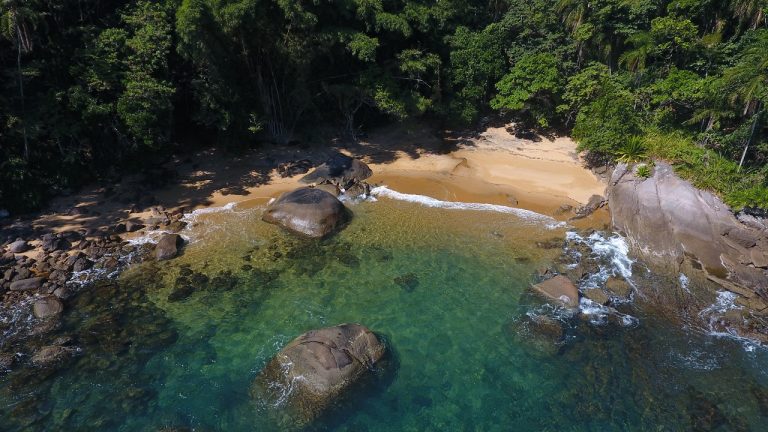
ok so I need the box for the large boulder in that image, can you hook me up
[300,154,372,189]
[252,324,386,427]
[608,162,768,301]
[155,234,184,261]
[262,187,351,238]
[531,275,579,309]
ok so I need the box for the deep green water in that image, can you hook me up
[2,197,768,431]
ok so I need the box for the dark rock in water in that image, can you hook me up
[168,284,195,302]
[33,297,64,319]
[314,183,341,197]
[10,277,44,291]
[605,277,632,298]
[394,273,419,292]
[252,323,386,427]
[0,353,15,370]
[31,345,77,368]
[344,182,371,199]
[178,266,193,277]
[536,238,564,249]
[210,271,238,291]
[531,275,579,309]
[8,240,31,253]
[190,272,210,288]
[155,234,184,261]
[583,288,610,305]
[166,220,187,233]
[262,187,351,238]
[300,153,372,189]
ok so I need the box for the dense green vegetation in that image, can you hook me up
[1,0,766,212]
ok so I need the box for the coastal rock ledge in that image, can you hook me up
[608,161,768,311]
[251,323,386,427]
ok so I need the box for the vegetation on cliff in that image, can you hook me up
[1,0,766,211]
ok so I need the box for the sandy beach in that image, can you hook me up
[4,123,608,238]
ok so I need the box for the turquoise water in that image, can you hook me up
[2,197,768,431]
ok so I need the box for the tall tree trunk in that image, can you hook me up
[16,27,29,161]
[738,106,761,172]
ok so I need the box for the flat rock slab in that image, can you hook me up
[8,240,31,254]
[262,187,351,238]
[532,275,579,309]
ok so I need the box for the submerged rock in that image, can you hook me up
[605,277,632,298]
[394,273,419,292]
[531,275,579,309]
[262,187,351,238]
[31,345,77,368]
[252,323,385,426]
[33,297,64,319]
[583,288,610,305]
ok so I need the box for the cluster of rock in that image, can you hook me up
[252,323,386,428]
[608,162,768,336]
[263,154,372,238]
[0,206,192,373]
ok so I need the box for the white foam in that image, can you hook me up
[370,186,563,226]
[679,273,690,293]
[567,231,635,289]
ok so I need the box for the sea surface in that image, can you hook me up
[1,192,767,431]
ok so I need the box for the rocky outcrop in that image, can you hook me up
[262,187,351,238]
[608,162,768,309]
[252,323,385,427]
[300,153,372,189]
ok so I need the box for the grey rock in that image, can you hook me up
[252,324,385,426]
[8,240,30,253]
[608,161,768,298]
[155,234,184,261]
[300,154,372,189]
[10,277,44,291]
[531,275,579,309]
[262,187,351,238]
[31,345,76,368]
[33,297,64,319]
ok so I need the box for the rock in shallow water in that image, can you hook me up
[155,234,184,261]
[33,297,64,319]
[531,275,579,309]
[252,323,385,427]
[262,187,351,238]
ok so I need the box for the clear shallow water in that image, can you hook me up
[2,197,768,431]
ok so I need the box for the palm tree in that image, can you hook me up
[722,29,768,170]
[730,0,767,30]
[619,31,652,73]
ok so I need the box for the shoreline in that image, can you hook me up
[1,123,608,242]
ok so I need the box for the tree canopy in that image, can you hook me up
[1,0,767,211]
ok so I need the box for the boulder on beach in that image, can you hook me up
[10,277,44,292]
[251,323,386,427]
[262,187,351,238]
[531,275,579,309]
[300,153,372,189]
[8,240,30,254]
[155,234,184,261]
